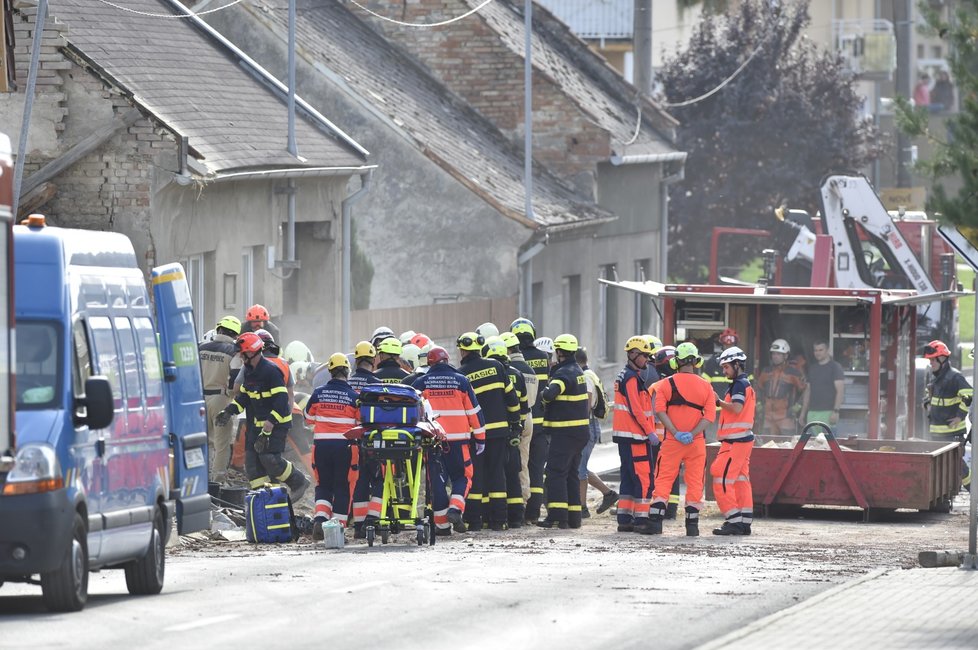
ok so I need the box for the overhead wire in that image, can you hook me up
[345,0,495,28]
[92,0,245,18]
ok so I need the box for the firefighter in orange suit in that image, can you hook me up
[711,346,755,536]
[612,336,659,533]
[304,353,360,540]
[646,342,715,536]
[409,346,485,536]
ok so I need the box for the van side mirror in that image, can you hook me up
[82,376,115,430]
[163,361,177,382]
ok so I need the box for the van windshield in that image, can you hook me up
[16,321,61,409]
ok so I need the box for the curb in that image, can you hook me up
[693,567,891,649]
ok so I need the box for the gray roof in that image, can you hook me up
[50,0,367,175]
[248,0,612,229]
[475,0,679,160]
[536,0,633,40]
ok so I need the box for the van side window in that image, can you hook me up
[89,316,123,411]
[115,317,143,412]
[72,319,93,422]
[133,317,163,408]
[15,321,61,409]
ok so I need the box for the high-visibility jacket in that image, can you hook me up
[926,364,973,436]
[348,367,380,393]
[199,334,239,395]
[612,365,654,441]
[460,353,521,439]
[717,373,756,442]
[540,357,590,435]
[411,362,485,442]
[756,363,806,421]
[520,344,551,427]
[227,357,291,427]
[375,358,409,384]
[652,371,715,437]
[304,378,359,440]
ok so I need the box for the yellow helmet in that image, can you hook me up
[217,315,242,336]
[553,333,579,353]
[354,340,376,358]
[327,352,351,372]
[624,335,652,355]
[485,336,508,360]
[457,331,485,351]
[499,331,520,349]
[377,337,402,356]
[644,335,662,353]
[671,341,704,370]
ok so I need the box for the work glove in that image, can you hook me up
[474,441,486,456]
[215,407,234,427]
[647,433,661,447]
[254,430,272,454]
[675,431,694,445]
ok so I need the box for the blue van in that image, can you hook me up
[0,217,209,611]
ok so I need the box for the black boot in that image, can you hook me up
[712,521,746,536]
[536,519,569,530]
[634,517,662,535]
[665,502,678,520]
[525,493,543,523]
[685,506,699,537]
[568,510,583,529]
[447,508,467,533]
[285,469,310,503]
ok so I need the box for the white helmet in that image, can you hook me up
[401,343,421,370]
[370,326,394,342]
[770,339,790,354]
[534,336,554,356]
[282,340,314,365]
[399,330,417,345]
[201,329,217,343]
[718,346,747,366]
[476,322,499,338]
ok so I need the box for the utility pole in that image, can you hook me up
[894,0,913,188]
[634,0,652,96]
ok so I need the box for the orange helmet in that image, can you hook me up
[235,332,264,355]
[410,333,432,349]
[718,328,739,346]
[923,340,951,359]
[245,304,270,323]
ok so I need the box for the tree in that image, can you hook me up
[658,0,882,282]
[894,0,978,229]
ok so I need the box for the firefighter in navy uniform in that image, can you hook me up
[922,340,973,488]
[536,334,591,529]
[348,341,380,392]
[485,336,530,527]
[512,317,552,523]
[374,337,409,383]
[216,332,311,500]
[459,331,521,531]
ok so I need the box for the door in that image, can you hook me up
[151,263,209,535]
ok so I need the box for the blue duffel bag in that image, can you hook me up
[358,384,423,427]
[245,485,297,543]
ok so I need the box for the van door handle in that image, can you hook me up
[96,437,106,457]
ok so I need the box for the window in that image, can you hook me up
[562,275,581,335]
[90,316,122,413]
[599,264,618,361]
[16,320,61,409]
[115,317,143,412]
[185,255,204,336]
[133,317,163,408]
[71,319,92,422]
[635,259,653,334]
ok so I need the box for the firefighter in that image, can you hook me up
[254,329,294,410]
[512,317,552,523]
[536,334,591,529]
[756,339,806,435]
[612,336,659,533]
[646,342,715,536]
[216,332,310,500]
[711,346,756,536]
[458,331,521,531]
[374,337,410,383]
[348,340,381,536]
[702,328,740,405]
[304,353,360,540]
[640,335,662,386]
[242,303,281,344]
[198,315,242,484]
[411,346,485,535]
[651,345,682,519]
[922,340,972,488]
[485,337,529,527]
[502,330,539,502]
[370,326,395,350]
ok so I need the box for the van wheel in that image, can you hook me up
[125,507,165,595]
[41,512,89,612]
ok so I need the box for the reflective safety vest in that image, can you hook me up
[304,378,359,440]
[460,354,520,438]
[411,363,485,442]
[717,374,756,442]
[926,364,973,436]
[612,365,654,441]
[541,357,590,435]
[228,357,292,427]
[521,345,551,426]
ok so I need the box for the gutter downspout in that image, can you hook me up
[341,169,373,351]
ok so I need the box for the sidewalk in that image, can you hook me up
[697,566,978,649]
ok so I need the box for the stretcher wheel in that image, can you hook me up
[426,522,434,547]
[381,528,390,544]
[366,526,375,547]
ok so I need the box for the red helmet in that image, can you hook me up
[411,333,432,349]
[245,304,270,323]
[718,328,739,346]
[427,346,450,366]
[923,340,951,359]
[235,332,264,355]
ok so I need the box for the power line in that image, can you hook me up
[660,45,763,108]
[345,0,494,28]
[92,0,244,19]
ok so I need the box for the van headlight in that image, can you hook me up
[2,444,64,495]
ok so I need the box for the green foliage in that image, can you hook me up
[658,0,882,282]
[894,0,978,227]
